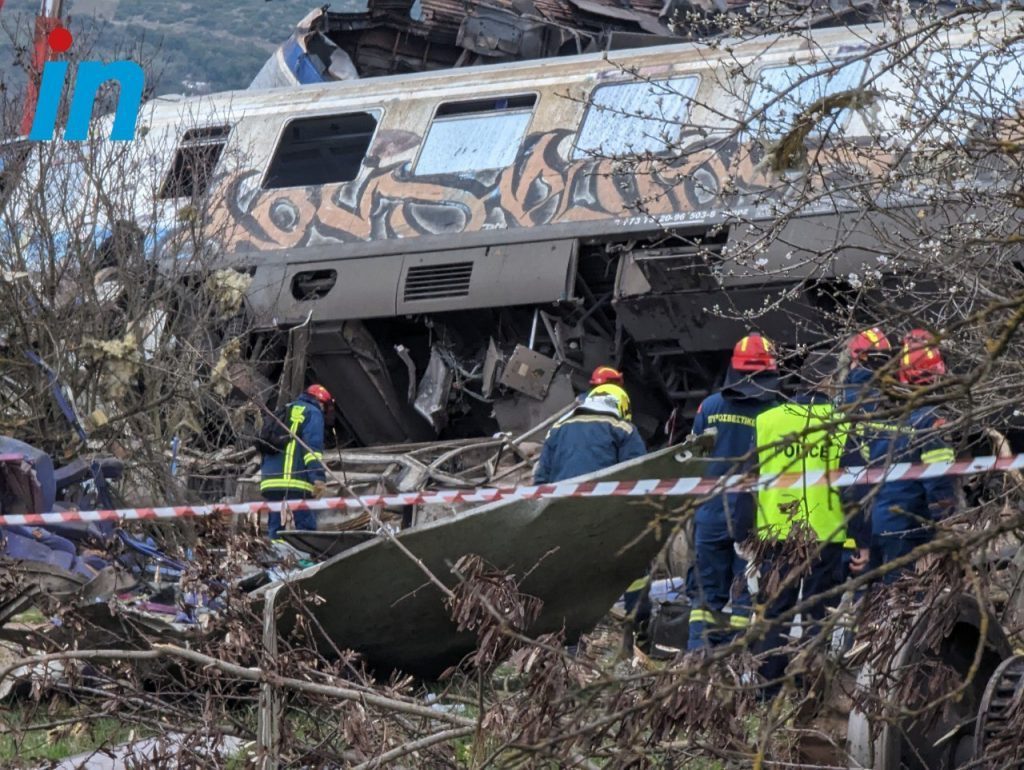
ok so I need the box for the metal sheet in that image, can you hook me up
[309,321,435,445]
[265,438,712,677]
[498,344,558,400]
[279,530,379,559]
[493,373,575,435]
[413,348,453,431]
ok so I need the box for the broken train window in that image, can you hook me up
[414,95,537,176]
[264,112,379,189]
[159,126,231,199]
[745,59,867,139]
[573,76,700,159]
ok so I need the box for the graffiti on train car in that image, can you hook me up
[209,124,901,253]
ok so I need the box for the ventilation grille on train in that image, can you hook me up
[404,262,473,301]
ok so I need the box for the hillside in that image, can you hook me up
[0,0,361,95]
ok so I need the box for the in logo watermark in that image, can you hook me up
[29,27,145,142]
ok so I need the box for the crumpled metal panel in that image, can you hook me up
[265,436,712,677]
[414,348,453,431]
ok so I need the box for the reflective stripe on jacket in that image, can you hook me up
[534,412,646,484]
[861,406,956,535]
[754,398,849,544]
[260,393,326,495]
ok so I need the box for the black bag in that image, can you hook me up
[257,406,294,454]
[647,598,691,659]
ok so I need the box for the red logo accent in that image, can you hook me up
[48,27,74,54]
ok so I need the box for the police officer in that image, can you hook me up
[534,386,645,484]
[686,333,781,650]
[260,384,332,538]
[752,353,867,691]
[861,330,956,582]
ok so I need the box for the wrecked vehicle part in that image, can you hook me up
[498,344,559,401]
[259,438,709,678]
[846,594,1012,770]
[414,348,453,432]
[11,15,1024,449]
[250,8,362,89]
[973,654,1024,766]
[254,0,851,86]
[492,373,576,435]
[308,320,435,446]
[278,530,379,560]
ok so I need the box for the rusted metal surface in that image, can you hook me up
[262,437,711,677]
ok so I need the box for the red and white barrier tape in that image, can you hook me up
[1,454,1023,527]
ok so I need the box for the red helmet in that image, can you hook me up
[731,333,777,373]
[898,329,946,384]
[848,327,892,361]
[590,366,624,387]
[305,384,334,405]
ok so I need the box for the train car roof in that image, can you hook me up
[134,16,898,126]
[138,8,1021,129]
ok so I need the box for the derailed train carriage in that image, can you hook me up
[7,6,1024,446]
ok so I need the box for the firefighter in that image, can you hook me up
[576,366,627,407]
[686,333,781,650]
[590,365,624,388]
[752,352,868,691]
[842,326,891,413]
[839,328,893,572]
[861,330,956,582]
[534,386,645,484]
[260,384,332,538]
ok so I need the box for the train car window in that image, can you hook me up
[159,126,231,199]
[573,76,699,159]
[415,95,537,175]
[746,60,867,138]
[264,112,378,189]
[909,45,1024,141]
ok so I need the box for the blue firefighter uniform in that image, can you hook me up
[686,368,779,650]
[842,366,882,415]
[858,406,955,582]
[534,408,646,484]
[260,393,327,537]
[839,364,885,569]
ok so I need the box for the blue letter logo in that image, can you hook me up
[28,27,145,142]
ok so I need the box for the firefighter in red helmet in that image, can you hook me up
[846,330,956,583]
[686,333,781,649]
[842,326,892,413]
[589,366,625,387]
[898,328,947,383]
[259,384,333,538]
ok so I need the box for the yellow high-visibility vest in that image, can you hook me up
[754,401,849,544]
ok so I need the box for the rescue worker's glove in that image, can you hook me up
[312,480,327,499]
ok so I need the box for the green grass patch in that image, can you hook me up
[0,706,138,764]
[9,608,46,625]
